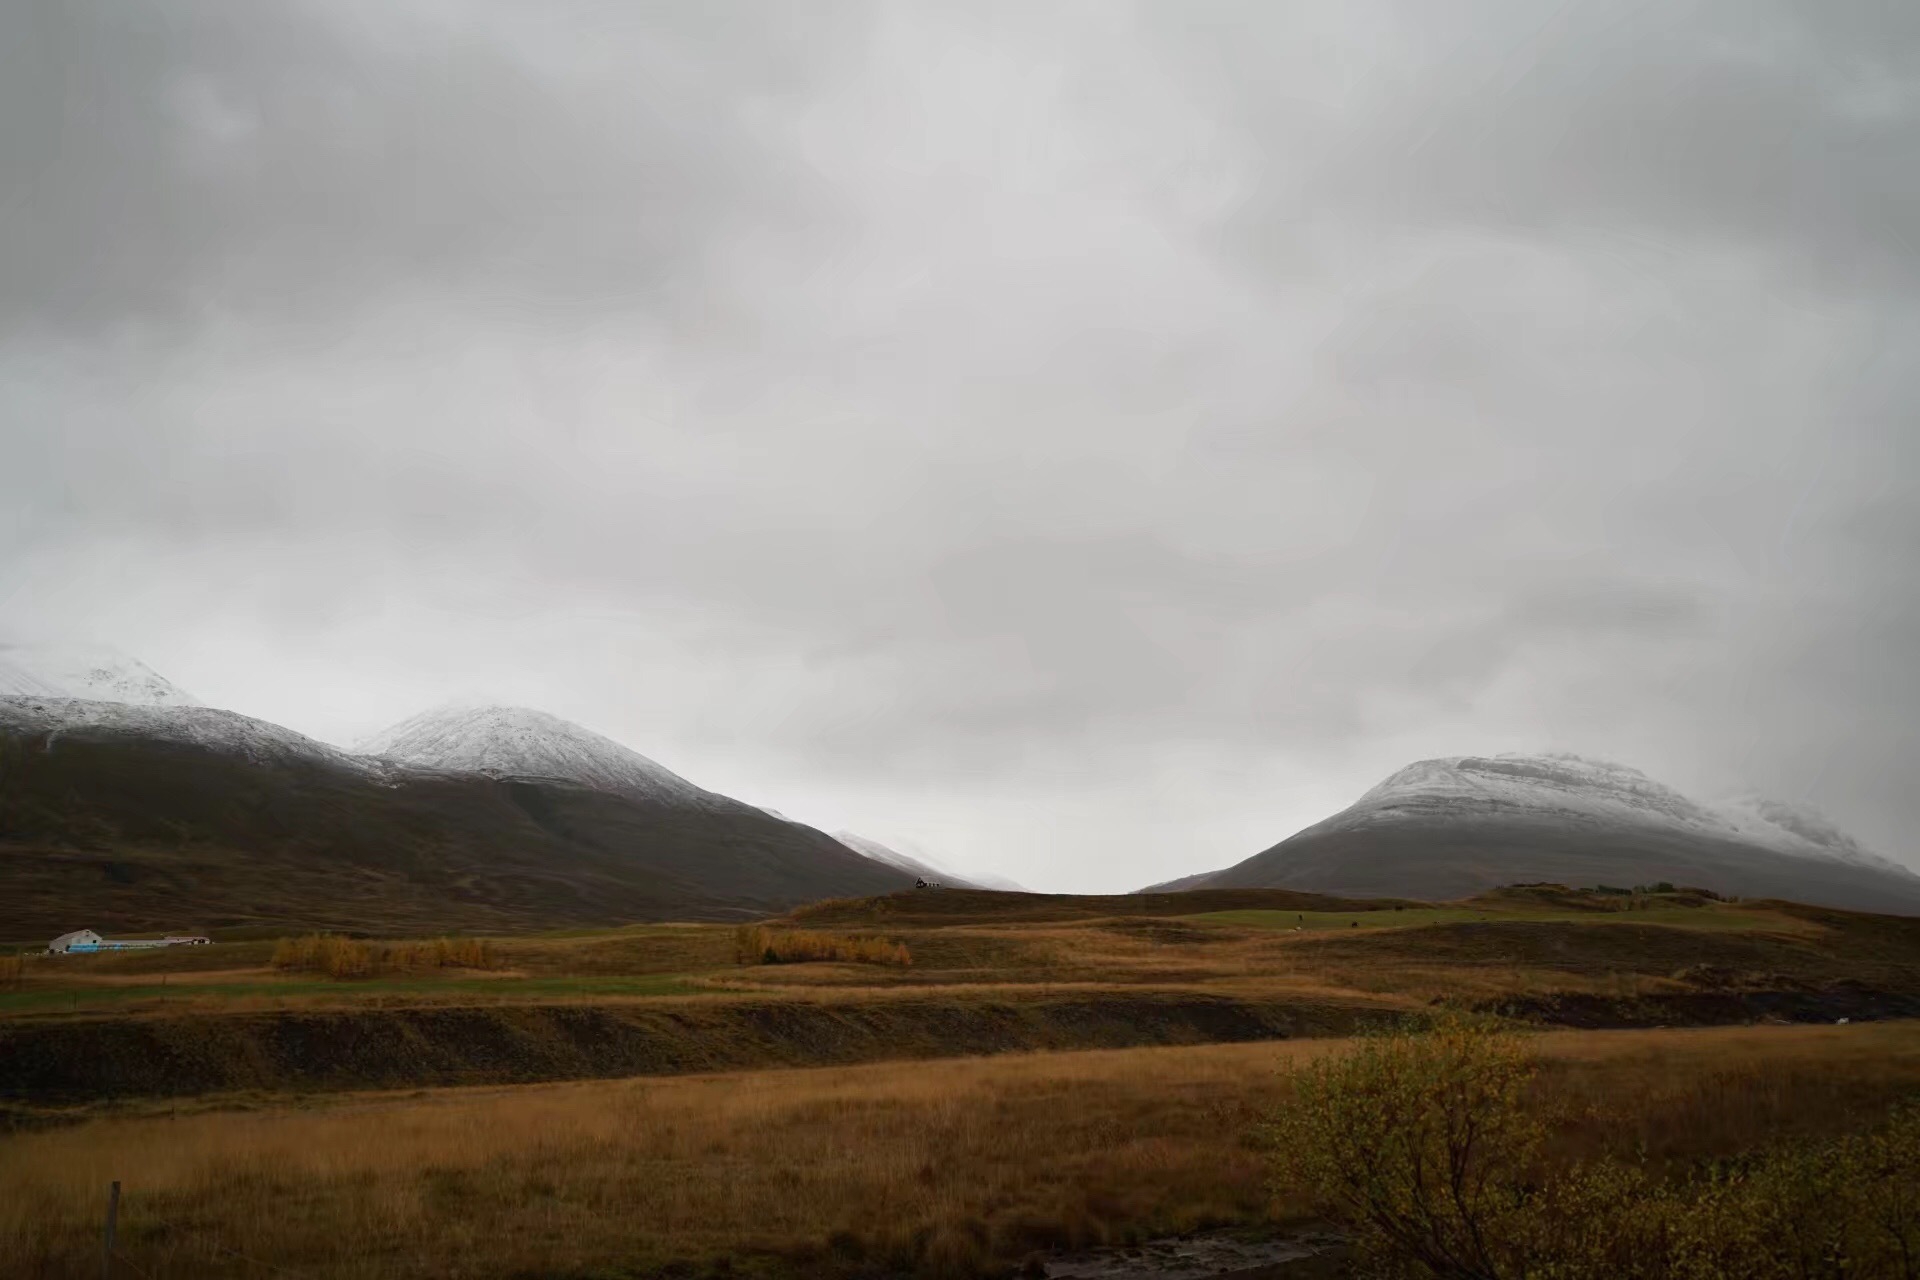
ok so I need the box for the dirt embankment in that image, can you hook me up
[10,983,1915,1110]
[0,993,1390,1106]
[1483,984,1920,1029]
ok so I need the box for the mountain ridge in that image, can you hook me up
[0,692,911,935]
[1152,752,1920,914]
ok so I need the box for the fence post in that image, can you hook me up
[102,1180,120,1280]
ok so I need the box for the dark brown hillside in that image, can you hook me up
[0,721,909,937]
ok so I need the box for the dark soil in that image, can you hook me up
[0,992,1397,1108]
[1483,984,1920,1029]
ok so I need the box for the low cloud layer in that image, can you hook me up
[4,0,1915,889]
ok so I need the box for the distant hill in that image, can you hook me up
[0,696,911,937]
[1151,753,1920,915]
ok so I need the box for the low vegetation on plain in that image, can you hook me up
[5,1023,1920,1278]
[269,933,499,979]
[732,923,913,967]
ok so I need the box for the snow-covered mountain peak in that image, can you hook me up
[1353,752,1708,826]
[0,644,199,707]
[354,704,711,805]
[0,695,355,769]
[1336,751,1917,881]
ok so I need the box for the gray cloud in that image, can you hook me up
[3,0,1917,890]
[0,0,868,336]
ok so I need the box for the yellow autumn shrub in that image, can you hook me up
[271,934,498,979]
[1265,1017,1920,1279]
[733,925,911,967]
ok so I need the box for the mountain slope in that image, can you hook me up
[1167,753,1920,915]
[0,695,910,936]
[832,831,966,887]
[1716,795,1912,876]
[357,705,715,807]
[3,696,361,770]
[829,831,1029,892]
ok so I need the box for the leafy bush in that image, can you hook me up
[1266,1017,1920,1278]
[1264,1016,1544,1277]
[271,933,498,979]
[733,925,911,967]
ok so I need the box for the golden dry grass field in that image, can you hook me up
[5,885,1920,1277]
[6,1022,1920,1279]
[4,884,1906,1023]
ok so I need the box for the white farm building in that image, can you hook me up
[46,929,209,954]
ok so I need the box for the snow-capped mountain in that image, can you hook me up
[1325,754,1912,877]
[0,644,199,706]
[355,705,714,806]
[0,695,357,770]
[1345,754,1713,830]
[2,691,910,933]
[1160,752,1920,914]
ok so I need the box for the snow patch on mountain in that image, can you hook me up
[831,831,1025,891]
[355,705,713,805]
[1350,753,1717,830]
[1715,795,1911,875]
[1336,752,1913,878]
[0,695,359,769]
[832,831,953,884]
[0,645,199,706]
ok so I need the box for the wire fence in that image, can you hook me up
[87,1180,312,1280]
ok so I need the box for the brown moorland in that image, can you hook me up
[5,885,1920,1105]
[6,885,1920,1276]
[6,1022,1920,1279]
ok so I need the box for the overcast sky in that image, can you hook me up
[3,0,1915,890]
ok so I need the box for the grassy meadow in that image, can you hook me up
[5,1022,1920,1278]
[3,884,1896,1022]
[5,884,1920,1276]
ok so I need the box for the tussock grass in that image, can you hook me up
[5,1023,1920,1278]
[270,933,498,979]
[734,924,911,967]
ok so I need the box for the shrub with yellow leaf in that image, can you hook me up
[271,933,498,980]
[1265,1016,1920,1279]
[733,925,911,967]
